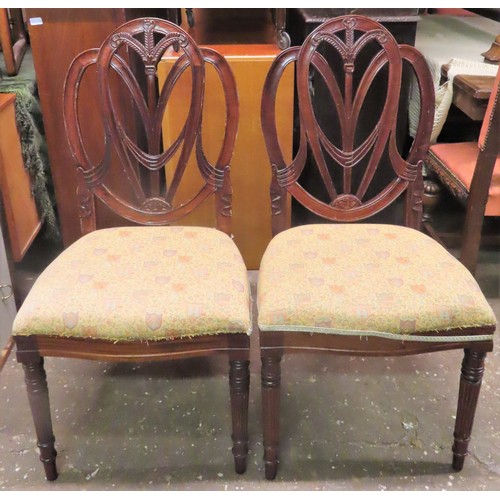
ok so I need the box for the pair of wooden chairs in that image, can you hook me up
[12,17,496,482]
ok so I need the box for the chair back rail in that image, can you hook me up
[261,15,434,235]
[63,18,238,236]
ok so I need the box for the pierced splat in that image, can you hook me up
[261,15,434,231]
[63,18,238,234]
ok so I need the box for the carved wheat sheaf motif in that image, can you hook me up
[262,15,434,225]
[109,20,188,66]
[64,18,238,229]
[311,17,389,71]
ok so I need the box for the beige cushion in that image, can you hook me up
[14,227,251,341]
[258,224,496,342]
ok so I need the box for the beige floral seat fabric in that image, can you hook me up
[258,224,496,342]
[14,227,251,341]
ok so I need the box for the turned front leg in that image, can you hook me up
[261,352,282,480]
[452,349,487,471]
[22,357,58,481]
[229,358,250,474]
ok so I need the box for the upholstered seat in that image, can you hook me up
[428,142,500,216]
[14,226,251,341]
[258,224,495,341]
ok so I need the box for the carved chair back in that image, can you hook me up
[63,18,238,236]
[261,16,434,236]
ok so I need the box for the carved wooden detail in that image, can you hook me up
[261,15,434,233]
[63,18,239,234]
[270,165,284,216]
[452,350,487,471]
[21,358,58,481]
[425,155,468,206]
[229,359,250,474]
[261,353,282,480]
[405,160,424,230]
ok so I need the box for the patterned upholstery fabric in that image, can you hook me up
[14,227,251,341]
[258,224,496,341]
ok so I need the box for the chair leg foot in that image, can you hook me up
[233,456,247,475]
[261,352,282,480]
[22,357,58,481]
[452,349,486,472]
[265,461,279,480]
[452,453,465,472]
[229,359,250,474]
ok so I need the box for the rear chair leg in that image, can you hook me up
[261,352,282,480]
[229,358,250,474]
[22,357,58,481]
[452,349,486,471]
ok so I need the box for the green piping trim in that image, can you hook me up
[258,323,495,343]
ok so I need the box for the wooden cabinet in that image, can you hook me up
[0,221,16,371]
[286,8,421,46]
[0,93,41,261]
[159,45,294,268]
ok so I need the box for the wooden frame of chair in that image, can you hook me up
[14,18,250,480]
[259,15,495,480]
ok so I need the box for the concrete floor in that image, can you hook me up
[1,226,500,491]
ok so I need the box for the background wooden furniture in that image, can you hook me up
[466,9,500,63]
[0,8,28,77]
[159,44,293,269]
[273,8,289,49]
[258,15,495,480]
[0,93,41,261]
[287,8,421,44]
[422,68,496,232]
[451,74,494,121]
[414,12,499,145]
[176,9,277,46]
[0,220,16,372]
[14,18,250,481]
[482,34,500,64]
[425,67,500,275]
[441,64,494,121]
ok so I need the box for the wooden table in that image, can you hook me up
[442,65,494,121]
[453,74,495,121]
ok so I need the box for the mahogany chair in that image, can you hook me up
[425,66,500,275]
[258,15,496,480]
[13,18,251,480]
